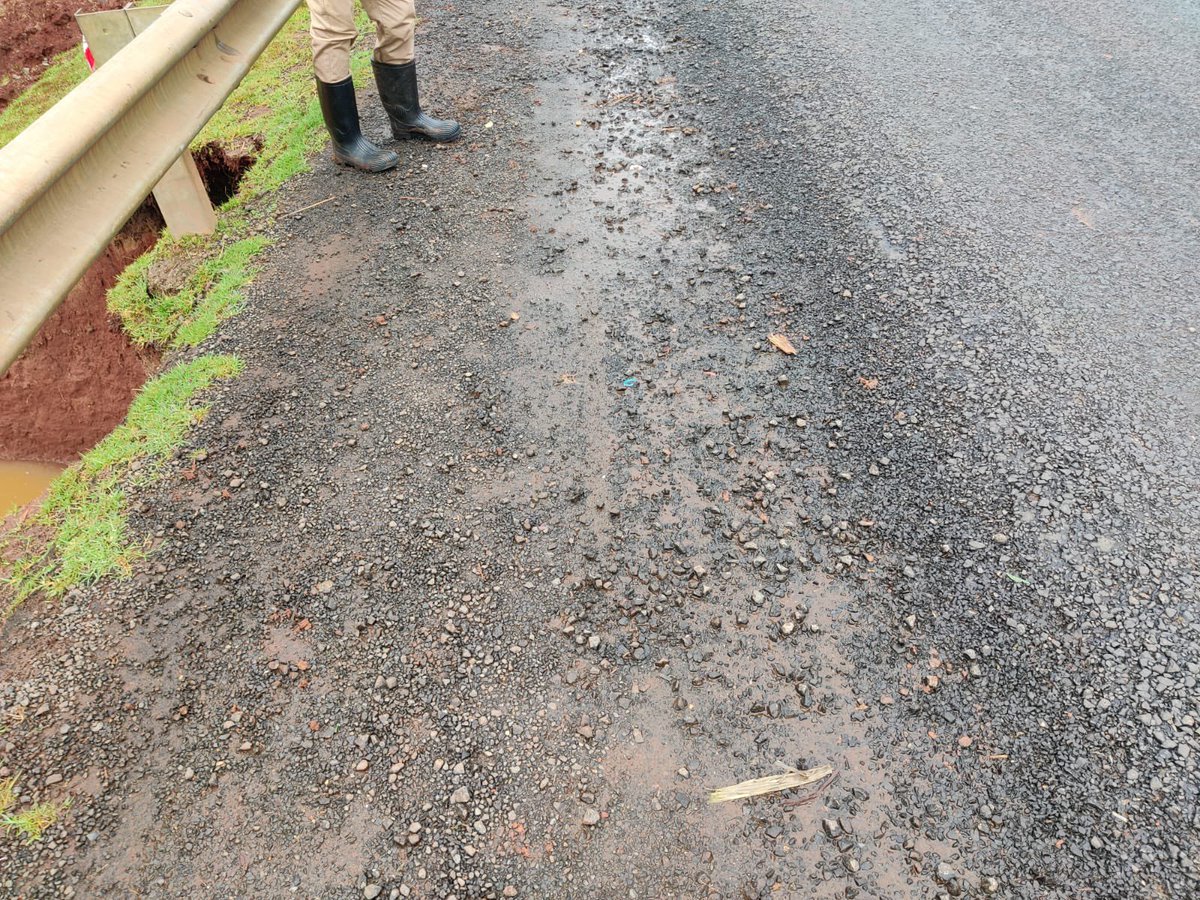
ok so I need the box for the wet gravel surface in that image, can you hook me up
[1,0,1197,898]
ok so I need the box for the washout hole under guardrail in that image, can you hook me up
[0,139,261,519]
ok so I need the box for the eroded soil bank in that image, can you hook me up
[0,204,162,465]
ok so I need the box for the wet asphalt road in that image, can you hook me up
[675,0,1200,894]
[759,0,1200,421]
[2,0,1197,898]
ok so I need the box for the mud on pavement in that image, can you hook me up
[2,0,1197,898]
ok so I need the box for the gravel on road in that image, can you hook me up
[1,0,1196,897]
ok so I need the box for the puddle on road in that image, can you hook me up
[0,461,63,517]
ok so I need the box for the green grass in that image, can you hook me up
[1,799,71,844]
[109,236,268,348]
[0,776,69,844]
[0,53,89,150]
[2,355,242,608]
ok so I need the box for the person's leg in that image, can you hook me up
[309,0,357,84]
[362,0,416,65]
[309,0,398,172]
[364,0,461,143]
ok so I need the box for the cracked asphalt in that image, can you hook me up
[1,0,1196,898]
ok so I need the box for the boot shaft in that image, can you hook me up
[373,59,423,121]
[316,77,365,147]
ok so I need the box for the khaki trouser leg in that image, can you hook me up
[309,0,357,83]
[309,0,416,83]
[362,0,417,65]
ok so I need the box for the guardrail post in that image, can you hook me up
[76,5,218,236]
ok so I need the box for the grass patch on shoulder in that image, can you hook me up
[1,355,242,610]
[1,798,71,844]
[0,53,89,150]
[0,773,70,844]
[109,235,268,347]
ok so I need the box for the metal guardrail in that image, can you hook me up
[0,0,302,376]
[78,5,220,238]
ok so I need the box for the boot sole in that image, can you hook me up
[332,153,399,173]
[391,128,463,144]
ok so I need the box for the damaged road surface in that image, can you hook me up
[2,0,1197,898]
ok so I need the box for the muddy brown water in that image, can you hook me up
[0,459,63,516]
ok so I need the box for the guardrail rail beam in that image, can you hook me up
[0,0,302,375]
[77,5,218,237]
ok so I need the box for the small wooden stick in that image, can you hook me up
[282,195,335,218]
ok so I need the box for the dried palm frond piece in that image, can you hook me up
[708,764,834,805]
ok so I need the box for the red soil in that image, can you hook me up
[0,206,164,464]
[0,0,126,111]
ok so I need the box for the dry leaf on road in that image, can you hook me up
[768,334,797,355]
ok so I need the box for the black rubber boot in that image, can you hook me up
[373,59,462,143]
[316,77,399,172]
